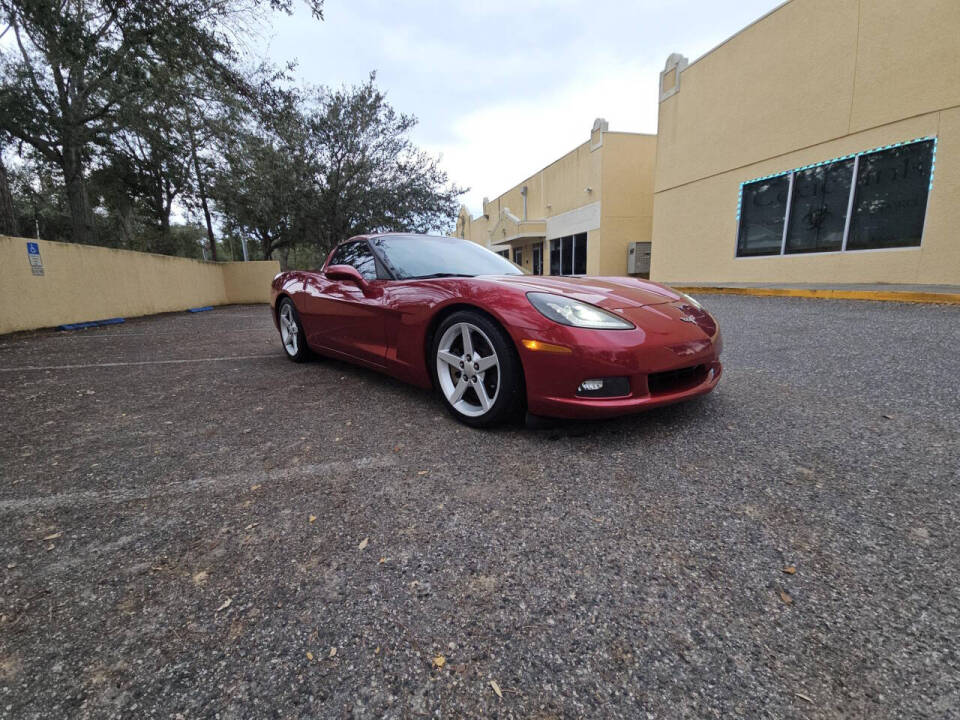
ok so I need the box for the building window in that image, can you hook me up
[513,247,522,267]
[532,243,543,275]
[736,137,936,257]
[496,249,509,259]
[737,176,789,256]
[549,233,587,275]
[848,141,933,251]
[785,158,854,254]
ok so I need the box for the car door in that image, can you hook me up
[301,241,388,367]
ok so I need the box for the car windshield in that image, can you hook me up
[371,235,525,279]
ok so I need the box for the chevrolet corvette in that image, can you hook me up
[271,233,722,427]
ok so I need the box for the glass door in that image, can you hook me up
[531,243,543,275]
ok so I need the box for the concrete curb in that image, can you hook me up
[673,286,960,305]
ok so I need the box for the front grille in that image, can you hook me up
[647,364,708,396]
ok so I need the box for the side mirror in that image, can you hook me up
[325,264,368,288]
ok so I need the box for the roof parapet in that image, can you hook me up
[659,53,688,102]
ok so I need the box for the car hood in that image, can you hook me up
[488,275,684,310]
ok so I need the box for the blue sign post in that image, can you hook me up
[26,242,44,276]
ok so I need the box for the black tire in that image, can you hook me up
[430,310,524,428]
[277,297,312,363]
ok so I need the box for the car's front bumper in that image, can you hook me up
[525,359,722,419]
[513,303,723,419]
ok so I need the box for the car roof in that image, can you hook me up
[343,232,455,243]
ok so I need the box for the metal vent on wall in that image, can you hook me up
[628,242,651,275]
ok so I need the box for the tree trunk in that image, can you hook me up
[187,122,217,261]
[115,195,136,248]
[0,154,16,236]
[156,197,173,255]
[197,185,216,260]
[61,145,97,244]
[162,177,174,237]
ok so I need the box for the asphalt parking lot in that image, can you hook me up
[1,296,958,719]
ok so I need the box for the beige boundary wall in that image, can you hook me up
[651,0,960,286]
[0,235,280,335]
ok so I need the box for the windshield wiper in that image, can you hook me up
[407,272,476,279]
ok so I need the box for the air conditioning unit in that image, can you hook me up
[627,242,651,275]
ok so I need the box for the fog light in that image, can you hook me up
[576,376,630,398]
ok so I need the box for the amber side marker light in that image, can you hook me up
[521,339,572,354]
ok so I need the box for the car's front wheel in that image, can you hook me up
[432,311,523,427]
[278,298,311,362]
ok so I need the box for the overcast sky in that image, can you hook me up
[266,0,784,216]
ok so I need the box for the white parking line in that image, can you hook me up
[0,455,398,513]
[0,327,269,346]
[0,354,278,372]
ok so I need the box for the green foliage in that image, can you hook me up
[308,74,464,256]
[0,0,323,254]
[212,74,465,267]
[0,1,463,265]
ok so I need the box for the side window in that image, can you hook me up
[328,244,350,267]
[328,242,378,280]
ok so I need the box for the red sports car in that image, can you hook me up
[271,233,722,427]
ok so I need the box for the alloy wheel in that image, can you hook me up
[279,302,299,356]
[436,321,500,417]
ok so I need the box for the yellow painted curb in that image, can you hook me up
[673,286,960,305]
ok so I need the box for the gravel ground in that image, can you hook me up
[1,297,958,719]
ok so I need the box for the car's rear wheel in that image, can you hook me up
[432,311,523,427]
[278,298,310,362]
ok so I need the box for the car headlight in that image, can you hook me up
[676,291,703,310]
[526,292,635,330]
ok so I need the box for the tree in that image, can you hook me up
[93,67,199,254]
[5,154,73,241]
[213,87,318,266]
[213,74,465,267]
[309,74,464,255]
[0,146,15,235]
[0,0,322,245]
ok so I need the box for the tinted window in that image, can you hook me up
[562,236,573,274]
[737,175,790,256]
[847,140,933,251]
[573,232,587,274]
[550,234,588,275]
[328,241,378,280]
[785,158,854,254]
[371,235,523,279]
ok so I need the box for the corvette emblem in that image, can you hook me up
[680,314,697,323]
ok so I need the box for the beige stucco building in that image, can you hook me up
[462,0,958,287]
[456,120,657,277]
[651,0,960,285]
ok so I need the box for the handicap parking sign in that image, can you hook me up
[26,241,44,276]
